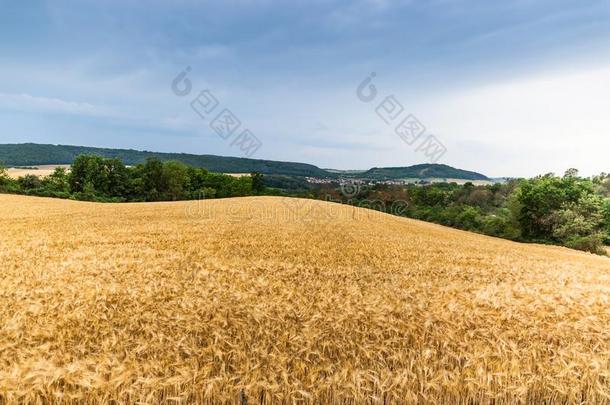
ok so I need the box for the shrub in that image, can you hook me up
[564,233,607,255]
[17,174,43,190]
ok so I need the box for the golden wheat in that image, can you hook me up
[0,194,608,404]
[5,165,70,179]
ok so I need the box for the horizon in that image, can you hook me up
[0,141,522,178]
[2,1,610,177]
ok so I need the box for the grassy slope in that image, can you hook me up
[0,194,608,403]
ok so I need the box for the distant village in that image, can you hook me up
[305,177,495,186]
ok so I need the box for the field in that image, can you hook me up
[5,166,245,181]
[0,194,609,404]
[6,165,70,179]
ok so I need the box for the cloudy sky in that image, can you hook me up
[1,0,610,177]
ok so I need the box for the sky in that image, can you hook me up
[1,0,610,177]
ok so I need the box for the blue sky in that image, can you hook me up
[1,0,610,176]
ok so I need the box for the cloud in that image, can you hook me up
[416,64,610,177]
[1,0,610,175]
[0,92,202,135]
[0,93,112,117]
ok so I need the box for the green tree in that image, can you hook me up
[514,173,607,253]
[455,206,482,231]
[69,155,104,193]
[229,176,253,197]
[603,199,610,244]
[549,194,606,254]
[17,174,42,190]
[0,162,8,187]
[515,175,591,239]
[143,158,166,200]
[410,186,446,206]
[104,158,129,196]
[251,172,265,195]
[187,166,209,196]
[68,155,129,197]
[43,167,70,192]
[163,161,190,200]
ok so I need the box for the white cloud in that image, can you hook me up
[0,93,110,116]
[418,64,610,176]
[0,92,202,134]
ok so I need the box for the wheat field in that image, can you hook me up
[0,194,608,404]
[5,165,70,179]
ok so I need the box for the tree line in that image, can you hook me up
[0,155,265,202]
[307,170,610,255]
[1,158,609,255]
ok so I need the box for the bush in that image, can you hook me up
[43,167,70,192]
[455,206,482,231]
[17,174,43,190]
[564,233,607,255]
[481,210,515,238]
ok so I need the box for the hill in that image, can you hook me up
[0,143,491,181]
[359,164,489,180]
[0,143,331,177]
[1,194,608,403]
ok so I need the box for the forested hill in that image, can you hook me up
[359,164,489,181]
[0,143,331,177]
[0,143,490,180]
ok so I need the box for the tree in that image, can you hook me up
[0,162,8,187]
[70,155,104,193]
[603,199,610,244]
[251,172,265,195]
[163,161,190,200]
[229,176,253,197]
[455,206,482,231]
[104,158,129,196]
[410,186,446,206]
[547,194,607,254]
[464,188,492,208]
[515,175,591,239]
[143,158,166,200]
[17,174,42,190]
[513,173,608,253]
[68,155,129,197]
[187,166,209,194]
[598,177,610,198]
[43,167,70,192]
[0,162,19,192]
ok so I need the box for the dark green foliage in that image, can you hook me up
[142,158,167,200]
[251,172,265,195]
[0,144,495,183]
[357,164,489,181]
[0,162,10,188]
[262,175,316,192]
[603,200,610,244]
[1,155,260,203]
[70,155,129,196]
[163,161,190,200]
[17,175,43,190]
[514,173,592,239]
[42,167,70,193]
[311,174,610,255]
[0,143,331,177]
[509,170,607,253]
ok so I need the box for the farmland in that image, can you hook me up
[5,165,70,180]
[0,194,609,403]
